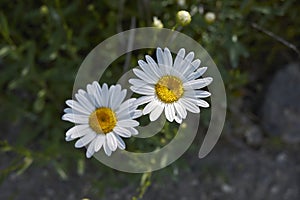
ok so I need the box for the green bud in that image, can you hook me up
[40,5,49,15]
[87,4,95,11]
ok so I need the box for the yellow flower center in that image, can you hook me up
[89,107,117,134]
[155,75,184,103]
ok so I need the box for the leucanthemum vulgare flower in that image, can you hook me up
[62,82,141,158]
[129,47,212,124]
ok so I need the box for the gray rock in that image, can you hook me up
[262,63,300,144]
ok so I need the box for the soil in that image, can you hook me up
[0,140,299,200]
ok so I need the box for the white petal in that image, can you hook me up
[174,102,187,119]
[114,133,126,150]
[130,85,154,96]
[64,108,83,115]
[139,59,161,78]
[159,63,171,75]
[94,134,105,152]
[116,110,131,121]
[107,132,117,151]
[78,89,85,95]
[145,55,159,68]
[184,90,211,99]
[86,84,97,105]
[182,97,208,108]
[66,100,90,115]
[149,103,164,121]
[179,98,200,113]
[115,89,127,108]
[169,104,176,121]
[165,104,175,122]
[107,85,115,107]
[110,85,126,109]
[133,68,156,84]
[75,92,95,112]
[92,81,103,107]
[127,127,139,136]
[185,52,195,64]
[164,48,173,67]
[175,115,183,124]
[109,84,120,108]
[74,132,96,148]
[86,139,96,158]
[134,96,154,106]
[80,91,96,109]
[143,101,158,115]
[195,90,211,98]
[66,124,89,137]
[156,47,165,65]
[174,48,185,70]
[65,135,74,141]
[116,102,141,121]
[178,51,194,72]
[101,83,109,107]
[117,119,139,127]
[183,59,201,76]
[131,110,142,119]
[187,67,207,81]
[129,78,148,87]
[92,81,100,89]
[103,140,112,156]
[62,113,89,124]
[197,99,210,108]
[113,126,131,137]
[183,77,213,89]
[70,127,92,139]
[116,98,137,114]
[64,108,72,113]
[117,109,141,121]
[138,60,160,81]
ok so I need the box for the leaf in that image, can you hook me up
[16,157,33,176]
[229,41,249,68]
[0,12,10,40]
[77,158,85,176]
[53,162,68,180]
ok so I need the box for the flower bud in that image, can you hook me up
[232,35,238,42]
[204,12,216,24]
[153,17,163,28]
[87,4,95,11]
[177,0,186,7]
[176,10,191,26]
[40,5,49,15]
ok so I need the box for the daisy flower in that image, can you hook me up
[129,47,212,124]
[62,82,141,158]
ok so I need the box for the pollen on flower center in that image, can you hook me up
[89,107,117,134]
[155,75,184,103]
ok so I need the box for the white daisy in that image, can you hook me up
[129,47,212,124]
[62,82,141,158]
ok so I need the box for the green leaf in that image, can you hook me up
[16,157,33,176]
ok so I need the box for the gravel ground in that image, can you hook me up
[0,139,299,200]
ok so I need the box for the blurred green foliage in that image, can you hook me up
[0,0,299,198]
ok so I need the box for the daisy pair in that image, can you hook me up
[62,47,212,158]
